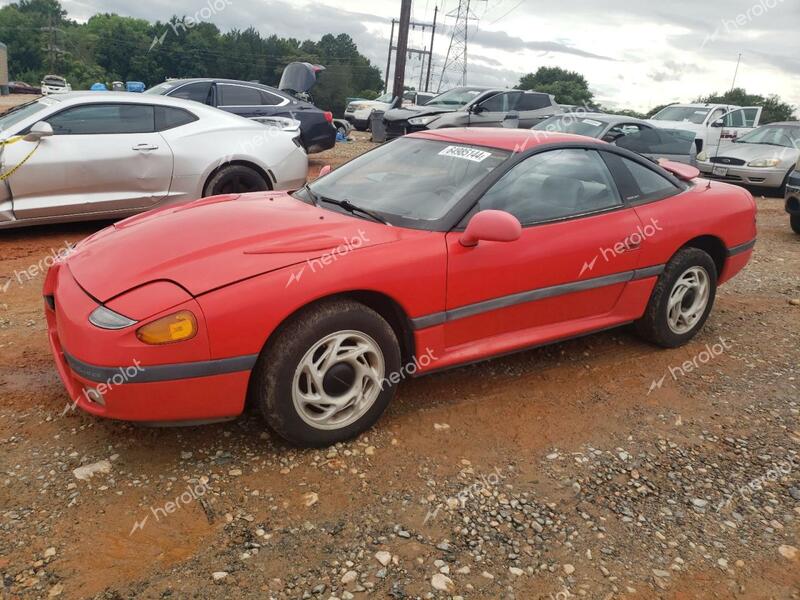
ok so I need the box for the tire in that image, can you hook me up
[251,300,401,447]
[635,248,718,348]
[203,164,269,197]
[337,125,348,138]
[791,214,800,235]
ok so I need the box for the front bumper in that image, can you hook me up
[384,120,429,140]
[698,162,788,188]
[44,263,251,423]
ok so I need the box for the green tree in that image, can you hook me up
[695,88,796,124]
[516,67,594,106]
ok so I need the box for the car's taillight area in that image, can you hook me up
[323,111,333,123]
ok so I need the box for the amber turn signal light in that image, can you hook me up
[136,311,197,345]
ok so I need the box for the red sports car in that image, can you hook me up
[44,129,756,447]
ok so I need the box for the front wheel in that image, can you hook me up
[251,300,401,447]
[635,248,718,348]
[791,214,800,234]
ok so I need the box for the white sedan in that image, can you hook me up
[0,92,308,229]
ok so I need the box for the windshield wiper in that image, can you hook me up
[320,197,389,225]
[301,183,321,206]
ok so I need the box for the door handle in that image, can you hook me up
[132,143,159,151]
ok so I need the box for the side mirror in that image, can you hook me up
[318,165,332,177]
[24,121,53,142]
[711,119,724,128]
[470,103,486,114]
[460,210,522,247]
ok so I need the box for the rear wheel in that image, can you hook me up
[791,214,800,234]
[251,300,401,447]
[635,248,717,348]
[204,165,269,197]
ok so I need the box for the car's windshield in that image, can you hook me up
[425,87,487,108]
[651,106,711,124]
[533,115,608,138]
[735,125,800,149]
[296,137,509,227]
[0,99,54,134]
[375,92,393,103]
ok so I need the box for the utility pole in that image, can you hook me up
[425,6,438,92]
[385,4,438,96]
[730,53,742,91]
[384,19,396,93]
[392,0,412,107]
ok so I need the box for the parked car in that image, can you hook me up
[534,113,698,164]
[785,164,800,234]
[383,86,562,140]
[40,75,71,95]
[0,93,307,229]
[8,81,40,95]
[696,122,800,191]
[344,90,436,131]
[44,128,756,447]
[145,78,335,153]
[647,103,762,152]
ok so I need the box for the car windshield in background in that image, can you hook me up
[0,99,53,134]
[615,128,696,156]
[651,106,711,124]
[735,125,800,149]
[425,87,485,108]
[298,137,509,225]
[534,115,608,137]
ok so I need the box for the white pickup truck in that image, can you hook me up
[647,103,763,152]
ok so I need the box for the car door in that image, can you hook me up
[8,102,173,220]
[720,107,763,142]
[216,82,289,120]
[468,91,522,128]
[515,92,557,128]
[442,148,645,349]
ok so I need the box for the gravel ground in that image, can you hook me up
[0,133,798,600]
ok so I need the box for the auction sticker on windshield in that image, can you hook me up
[438,146,492,162]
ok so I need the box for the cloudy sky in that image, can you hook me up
[18,0,800,112]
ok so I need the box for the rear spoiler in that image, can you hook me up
[657,159,700,182]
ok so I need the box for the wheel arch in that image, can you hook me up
[678,235,727,277]
[245,290,416,406]
[202,160,275,197]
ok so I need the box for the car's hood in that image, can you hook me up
[383,106,459,122]
[66,192,407,302]
[708,142,799,163]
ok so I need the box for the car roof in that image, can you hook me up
[759,121,800,127]
[553,112,648,125]
[43,91,214,108]
[158,78,287,93]
[411,127,602,152]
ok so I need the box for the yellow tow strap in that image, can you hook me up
[0,136,40,181]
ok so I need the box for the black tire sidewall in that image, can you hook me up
[256,302,401,447]
[791,214,800,234]
[204,165,269,197]
[638,248,718,348]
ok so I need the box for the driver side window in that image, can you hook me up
[477,149,622,225]
[479,92,520,113]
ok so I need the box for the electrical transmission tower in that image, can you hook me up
[437,0,483,92]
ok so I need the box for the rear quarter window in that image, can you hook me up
[155,106,199,131]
